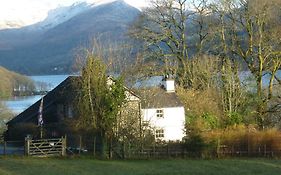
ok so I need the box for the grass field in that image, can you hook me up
[1,157,281,175]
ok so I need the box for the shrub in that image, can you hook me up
[185,134,207,157]
[226,112,244,126]
[202,125,281,157]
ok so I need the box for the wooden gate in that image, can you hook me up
[25,137,66,157]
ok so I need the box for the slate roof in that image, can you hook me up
[137,87,184,109]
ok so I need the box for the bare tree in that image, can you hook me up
[209,0,281,128]
[189,0,212,54]
[129,0,190,86]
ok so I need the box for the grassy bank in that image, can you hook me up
[0,66,35,98]
[1,157,281,175]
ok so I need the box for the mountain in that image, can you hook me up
[29,2,92,31]
[0,0,140,75]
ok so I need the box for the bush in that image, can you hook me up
[185,134,207,157]
[202,124,281,157]
[226,112,244,126]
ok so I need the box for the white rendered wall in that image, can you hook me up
[142,107,185,141]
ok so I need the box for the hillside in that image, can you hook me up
[0,66,34,98]
[0,0,140,75]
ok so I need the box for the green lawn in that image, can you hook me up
[1,157,281,175]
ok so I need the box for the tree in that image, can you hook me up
[129,0,190,86]
[268,57,281,100]
[209,0,281,128]
[189,0,212,54]
[75,52,126,158]
[206,1,244,121]
[0,102,13,141]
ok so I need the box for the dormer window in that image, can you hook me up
[156,109,164,118]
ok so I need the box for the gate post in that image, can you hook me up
[25,137,30,156]
[62,136,66,156]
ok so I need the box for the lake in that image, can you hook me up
[4,75,69,114]
[2,71,281,114]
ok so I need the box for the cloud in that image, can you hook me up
[0,0,57,24]
[0,0,148,25]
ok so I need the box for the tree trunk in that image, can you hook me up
[97,129,107,159]
[268,73,275,100]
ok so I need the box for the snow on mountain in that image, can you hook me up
[0,0,146,30]
[0,0,140,74]
[90,0,118,7]
[87,0,147,10]
[0,20,26,29]
[24,0,143,31]
[29,2,92,30]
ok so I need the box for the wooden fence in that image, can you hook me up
[25,137,66,157]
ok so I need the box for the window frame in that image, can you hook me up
[67,104,73,118]
[156,109,164,118]
[155,129,164,138]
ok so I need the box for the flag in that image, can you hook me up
[38,97,44,126]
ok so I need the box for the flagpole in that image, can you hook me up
[40,126,43,139]
[38,97,44,139]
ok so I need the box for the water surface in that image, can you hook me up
[3,75,69,114]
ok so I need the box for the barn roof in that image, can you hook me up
[7,76,80,125]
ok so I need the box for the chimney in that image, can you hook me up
[162,75,175,93]
[107,76,114,86]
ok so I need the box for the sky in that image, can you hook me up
[0,0,148,25]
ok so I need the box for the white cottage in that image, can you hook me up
[140,78,186,141]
